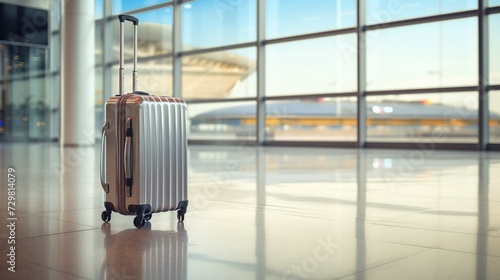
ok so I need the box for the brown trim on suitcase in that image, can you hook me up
[115,94,133,214]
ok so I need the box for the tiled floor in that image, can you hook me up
[0,142,499,279]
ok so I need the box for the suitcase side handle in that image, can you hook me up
[118,14,139,96]
[100,122,109,193]
[124,118,133,197]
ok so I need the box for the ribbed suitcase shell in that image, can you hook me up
[101,94,188,222]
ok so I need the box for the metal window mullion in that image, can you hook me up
[365,10,477,31]
[180,42,256,56]
[479,0,490,150]
[263,27,357,45]
[173,0,182,98]
[257,0,266,145]
[357,0,367,148]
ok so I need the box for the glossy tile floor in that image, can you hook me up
[0,142,499,280]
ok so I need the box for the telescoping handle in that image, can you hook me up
[118,14,139,96]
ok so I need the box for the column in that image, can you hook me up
[60,0,95,146]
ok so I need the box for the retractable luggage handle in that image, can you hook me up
[118,14,139,96]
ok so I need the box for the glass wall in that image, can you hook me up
[0,3,49,142]
[188,101,256,141]
[491,0,500,7]
[366,18,477,90]
[366,92,478,143]
[182,0,256,49]
[14,0,493,148]
[491,14,500,84]
[88,0,500,149]
[182,48,256,99]
[113,0,171,14]
[491,91,500,144]
[266,97,357,141]
[366,0,476,24]
[266,35,357,95]
[266,0,356,39]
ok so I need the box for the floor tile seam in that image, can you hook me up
[333,247,434,280]
[0,211,101,231]
[366,221,496,238]
[14,258,93,280]
[16,227,100,241]
[435,247,500,258]
[347,236,441,251]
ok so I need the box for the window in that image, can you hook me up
[89,0,499,148]
[490,14,500,85]
[113,0,170,14]
[95,0,103,19]
[266,0,356,39]
[182,0,256,50]
[112,8,173,61]
[490,0,500,7]
[188,101,256,141]
[366,92,478,143]
[266,97,357,141]
[491,91,500,143]
[367,18,477,90]
[111,59,173,96]
[95,23,103,65]
[182,48,256,99]
[366,0,476,25]
[266,34,357,96]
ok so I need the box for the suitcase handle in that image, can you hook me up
[100,122,109,193]
[118,15,139,25]
[118,14,139,96]
[124,118,133,197]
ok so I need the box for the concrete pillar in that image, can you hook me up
[60,0,95,146]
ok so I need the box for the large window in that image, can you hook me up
[491,14,500,85]
[266,0,356,39]
[112,8,173,62]
[112,0,171,14]
[266,35,357,96]
[111,59,173,96]
[366,92,478,143]
[491,0,500,7]
[366,0,476,25]
[84,0,500,150]
[182,48,256,99]
[0,3,49,142]
[182,0,256,49]
[491,91,500,144]
[266,97,357,141]
[367,18,477,90]
[188,101,256,141]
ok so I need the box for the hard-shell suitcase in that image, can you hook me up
[100,15,188,228]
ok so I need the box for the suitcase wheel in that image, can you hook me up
[144,213,152,221]
[133,215,146,228]
[176,200,188,222]
[101,210,111,222]
[177,211,185,222]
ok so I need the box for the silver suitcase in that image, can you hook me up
[100,15,188,228]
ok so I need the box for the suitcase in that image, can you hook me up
[100,15,188,228]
